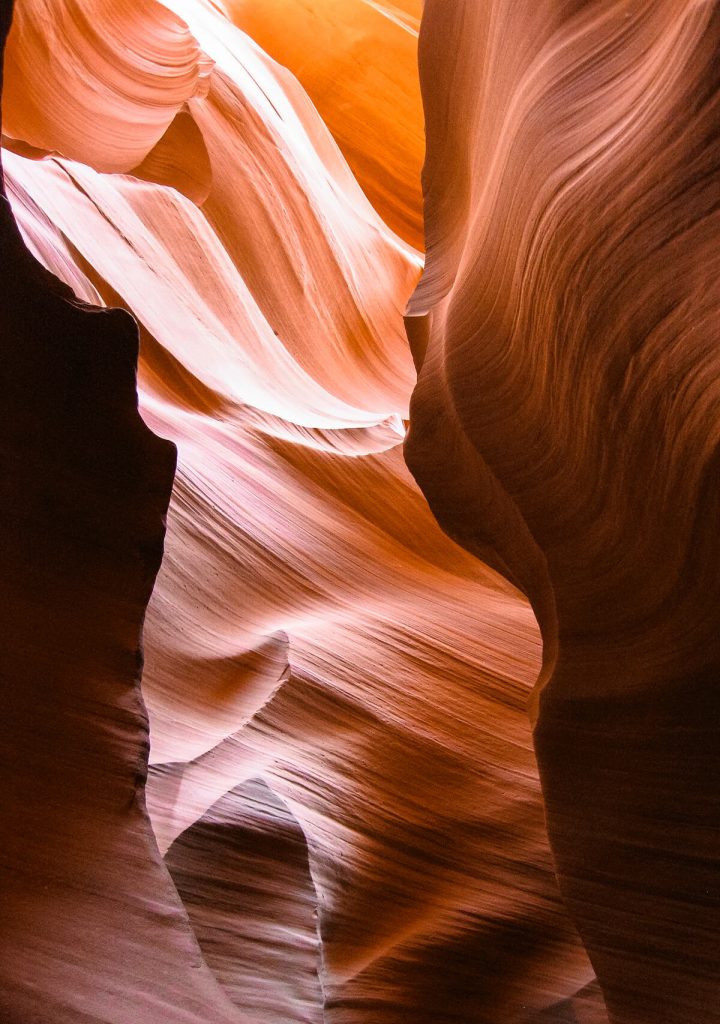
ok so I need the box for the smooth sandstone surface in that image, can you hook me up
[1,0,595,1020]
[1,0,716,1022]
[407,2,720,1022]
[225,0,424,248]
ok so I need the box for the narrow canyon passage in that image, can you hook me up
[1,3,718,1023]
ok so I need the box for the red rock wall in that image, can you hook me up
[3,1,716,1021]
[407,2,720,1021]
[0,7,245,1021]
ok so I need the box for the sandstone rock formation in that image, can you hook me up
[0,8,244,1021]
[406,2,720,1022]
[225,0,424,248]
[2,0,715,1022]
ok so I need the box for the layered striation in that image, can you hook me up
[225,0,424,248]
[5,0,713,1022]
[0,0,604,1020]
[0,7,244,1021]
[407,2,720,1022]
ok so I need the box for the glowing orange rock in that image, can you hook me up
[3,0,211,170]
[226,0,424,248]
[0,0,620,1020]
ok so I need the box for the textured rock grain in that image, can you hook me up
[406,3,720,1022]
[0,6,245,1021]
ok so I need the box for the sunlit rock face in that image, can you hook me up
[0,3,580,1021]
[407,2,720,1022]
[225,0,424,248]
[5,0,715,1022]
[1,2,601,1016]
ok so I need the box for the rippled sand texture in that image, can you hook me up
[0,1,603,1021]
[407,3,720,1023]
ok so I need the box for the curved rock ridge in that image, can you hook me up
[407,2,720,1022]
[1,0,616,1021]
[226,0,424,248]
[4,0,212,170]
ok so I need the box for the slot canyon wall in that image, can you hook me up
[0,2,717,1023]
[406,2,720,1022]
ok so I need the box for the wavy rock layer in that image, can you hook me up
[8,0,708,1021]
[407,3,720,1023]
[0,1,610,1019]
[164,777,324,1022]
[226,0,424,248]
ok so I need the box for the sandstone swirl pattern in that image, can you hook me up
[406,3,720,1023]
[2,1,714,1022]
[0,2,597,1021]
[224,0,424,248]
